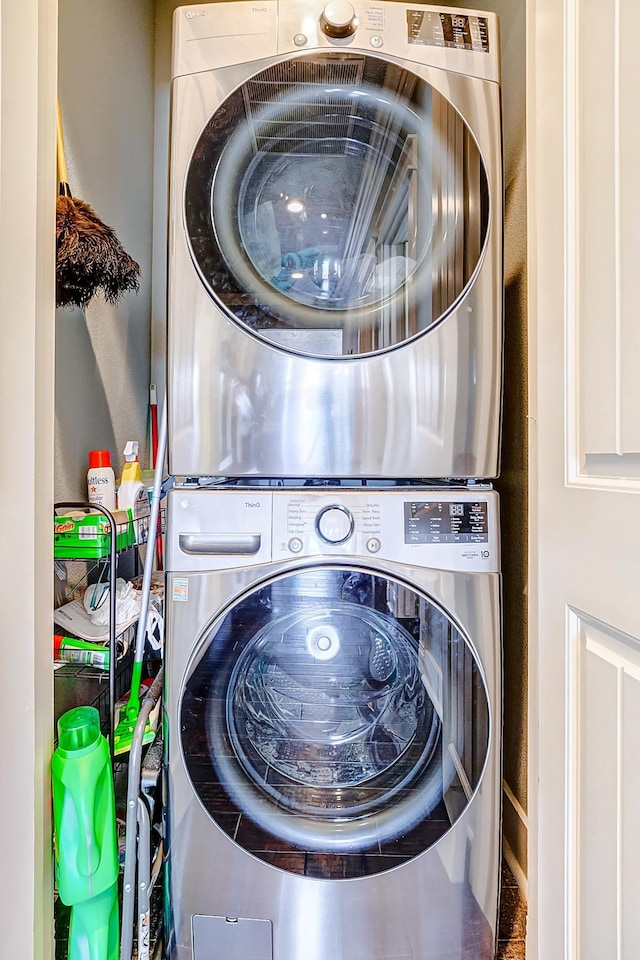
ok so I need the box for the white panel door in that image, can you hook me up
[529,0,640,957]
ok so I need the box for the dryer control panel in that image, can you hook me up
[172,2,500,83]
[166,487,500,573]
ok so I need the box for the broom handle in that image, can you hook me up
[56,98,71,195]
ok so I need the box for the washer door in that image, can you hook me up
[180,567,490,879]
[185,52,489,358]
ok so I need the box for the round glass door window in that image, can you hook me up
[180,567,491,879]
[185,53,490,357]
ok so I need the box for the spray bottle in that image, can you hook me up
[54,633,110,669]
[117,441,150,544]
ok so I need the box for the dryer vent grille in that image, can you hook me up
[252,57,365,86]
[244,57,366,155]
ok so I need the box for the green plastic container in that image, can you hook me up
[53,511,131,558]
[66,881,119,960]
[52,706,119,960]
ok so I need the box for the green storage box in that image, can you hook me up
[54,510,131,559]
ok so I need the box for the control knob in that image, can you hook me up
[316,505,354,544]
[320,0,359,39]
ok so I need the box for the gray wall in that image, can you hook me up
[56,0,156,500]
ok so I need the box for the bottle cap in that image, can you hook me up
[89,449,112,468]
[123,441,139,462]
[57,706,101,752]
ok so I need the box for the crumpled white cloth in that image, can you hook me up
[83,577,141,626]
[145,595,164,656]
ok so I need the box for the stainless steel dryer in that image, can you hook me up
[164,485,501,960]
[168,3,503,479]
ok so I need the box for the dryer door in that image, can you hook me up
[184,52,489,357]
[180,566,490,879]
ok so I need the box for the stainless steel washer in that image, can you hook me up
[167,2,503,479]
[164,485,502,960]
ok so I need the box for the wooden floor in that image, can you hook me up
[497,861,527,959]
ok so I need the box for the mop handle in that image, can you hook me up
[55,98,71,193]
[128,396,167,716]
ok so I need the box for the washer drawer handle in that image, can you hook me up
[178,533,261,555]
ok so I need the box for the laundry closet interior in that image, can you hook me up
[54,0,527,956]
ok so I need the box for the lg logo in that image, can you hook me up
[185,10,205,19]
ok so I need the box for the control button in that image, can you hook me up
[320,0,358,38]
[370,35,383,48]
[316,505,354,544]
[366,537,381,554]
[288,537,303,553]
[293,33,307,46]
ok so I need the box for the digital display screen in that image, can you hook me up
[407,11,490,53]
[404,501,489,544]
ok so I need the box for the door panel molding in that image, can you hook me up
[567,0,640,488]
[567,607,640,959]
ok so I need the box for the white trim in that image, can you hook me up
[503,778,527,828]
[503,836,528,899]
[565,606,580,960]
[564,0,579,489]
[563,0,640,494]
[448,742,473,803]
[585,632,640,683]
[616,666,623,960]
[566,607,640,959]
[563,476,640,494]
[525,0,541,954]
[613,0,622,456]
[502,780,528,898]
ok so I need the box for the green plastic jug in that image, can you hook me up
[52,706,119,960]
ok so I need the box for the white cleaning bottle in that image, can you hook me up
[87,450,116,512]
[117,441,150,543]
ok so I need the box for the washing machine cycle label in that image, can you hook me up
[286,499,308,535]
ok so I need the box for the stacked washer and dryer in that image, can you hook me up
[164,3,503,959]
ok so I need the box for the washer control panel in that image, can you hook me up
[165,487,499,573]
[277,493,383,558]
